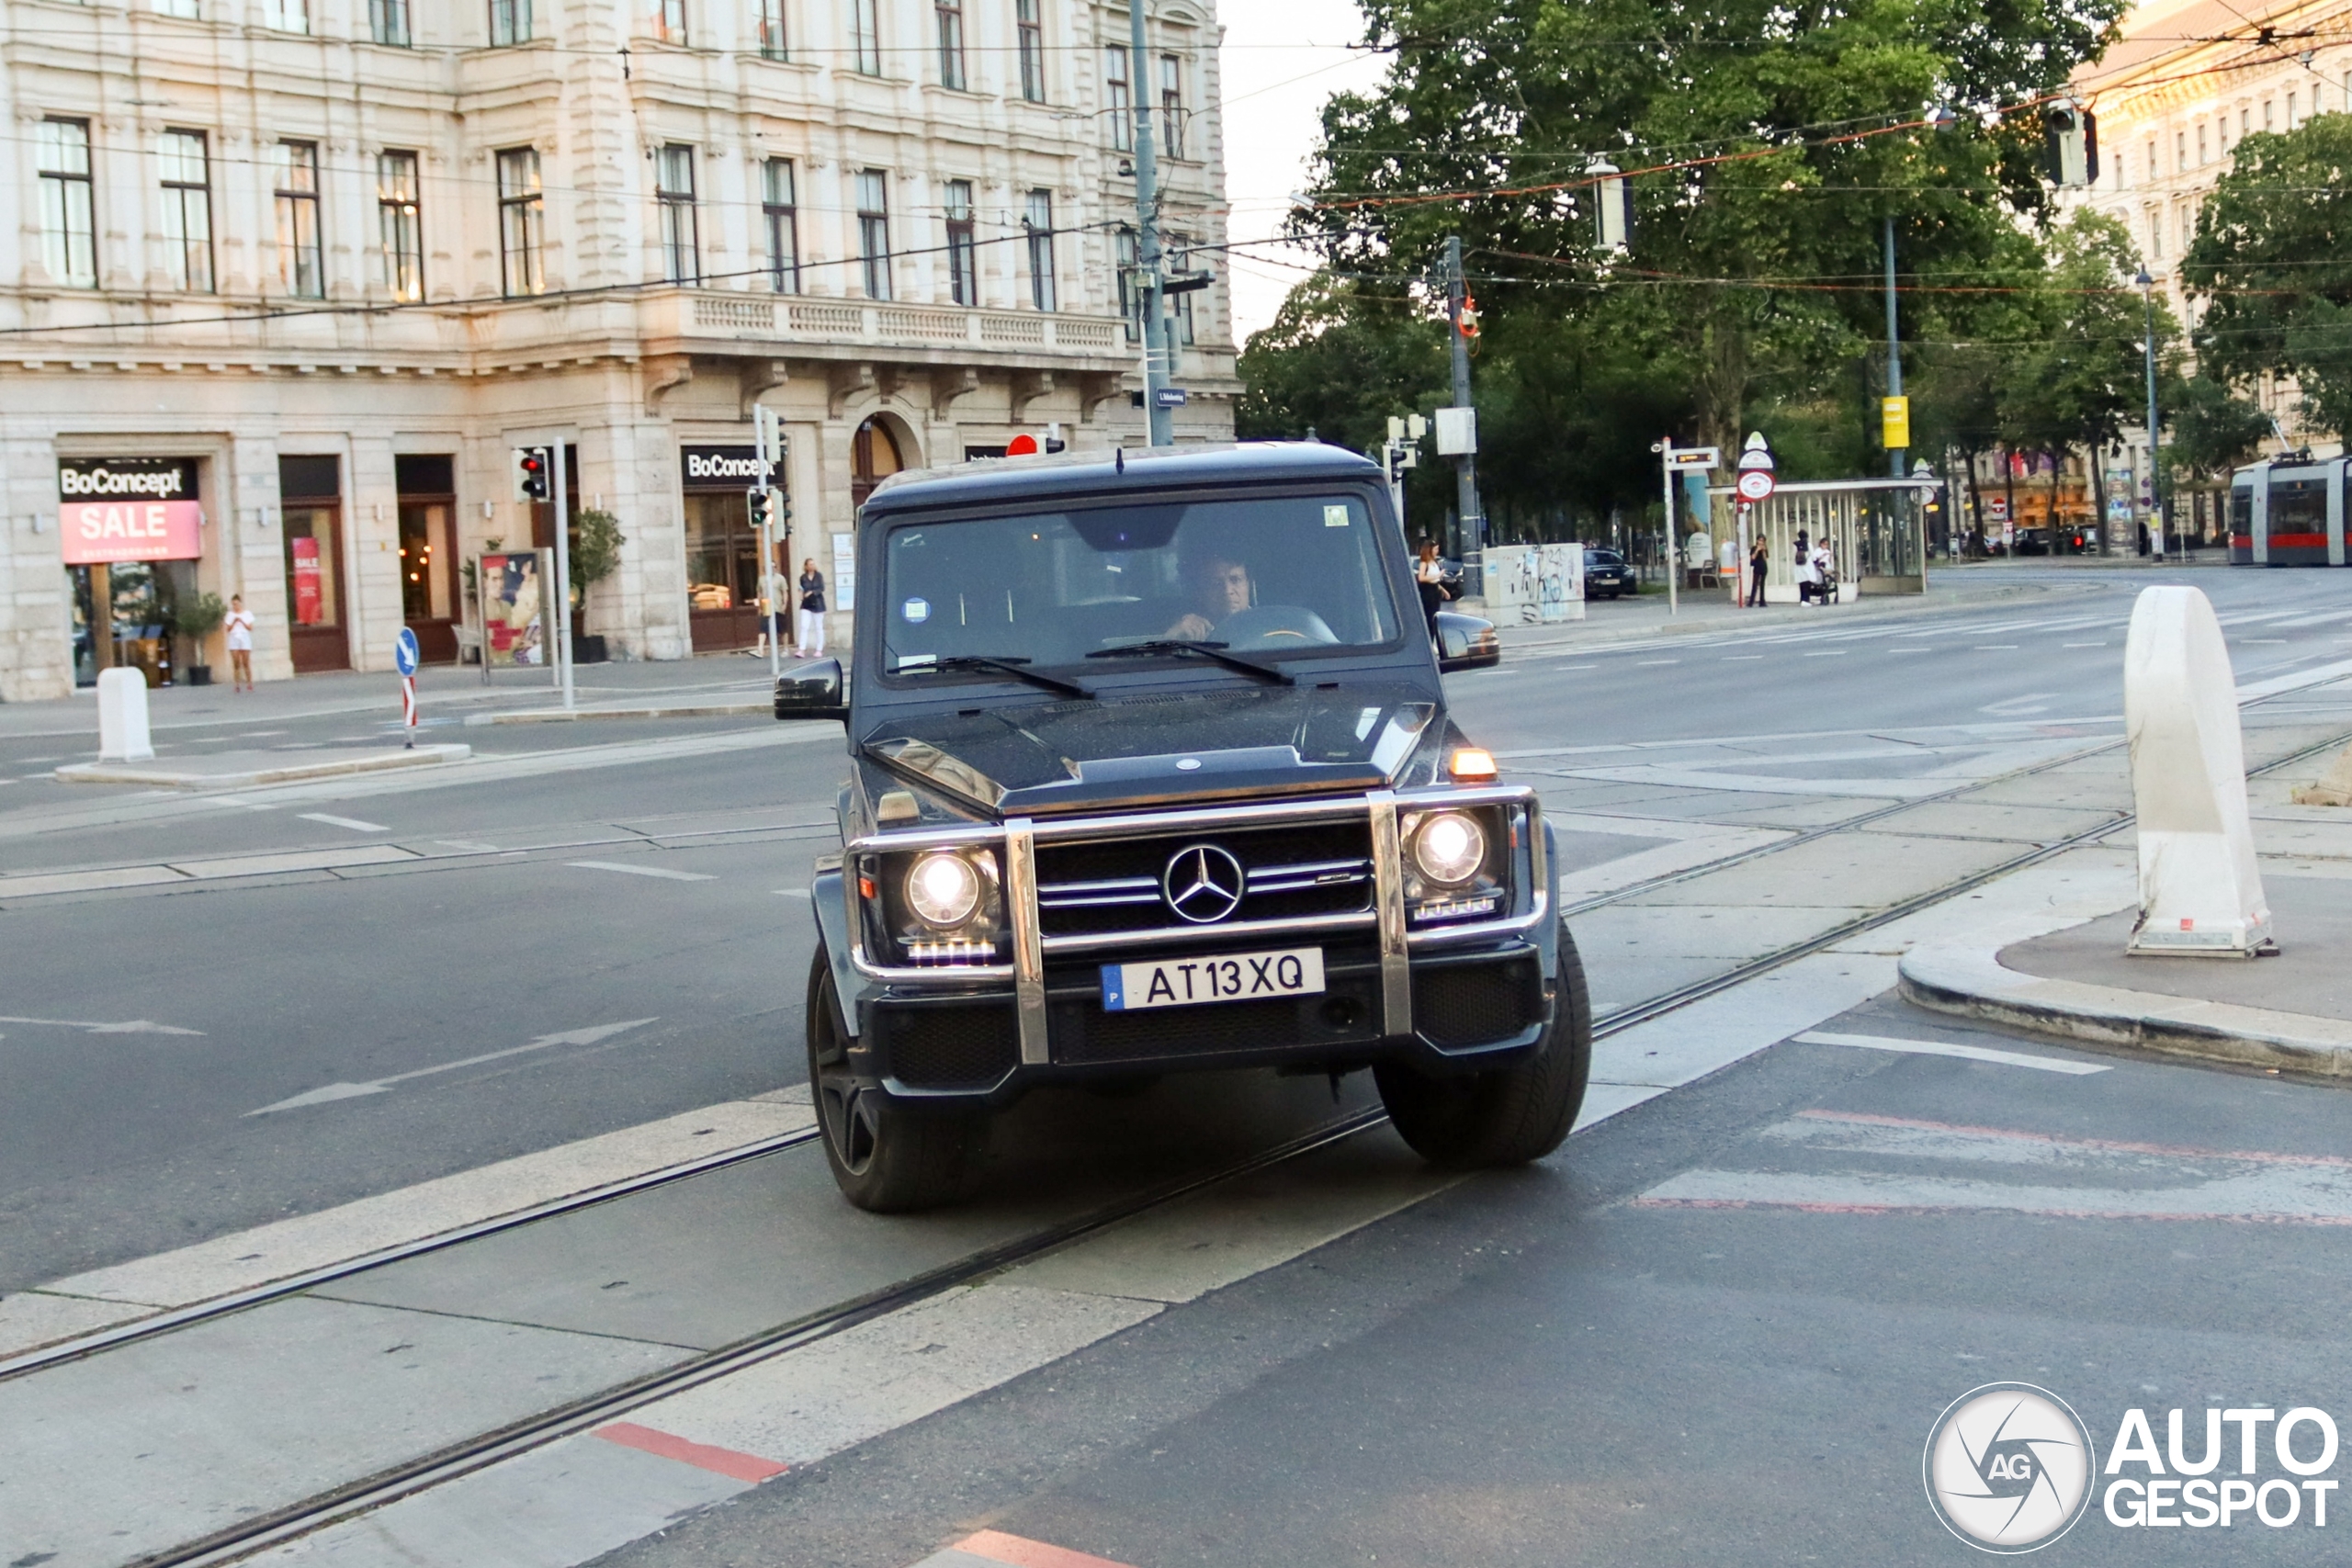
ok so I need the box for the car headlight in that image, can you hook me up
[1410,810,1487,886]
[905,852,982,929]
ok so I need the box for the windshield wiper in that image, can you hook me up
[1085,638,1295,685]
[896,654,1095,699]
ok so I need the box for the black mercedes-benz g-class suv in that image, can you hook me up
[775,442,1587,1210]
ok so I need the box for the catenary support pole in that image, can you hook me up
[1131,0,1171,446]
[2141,266,2165,560]
[1884,217,1905,481]
[552,443,574,710]
[1444,234,1485,593]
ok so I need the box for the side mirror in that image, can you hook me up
[775,658,847,720]
[1433,611,1500,672]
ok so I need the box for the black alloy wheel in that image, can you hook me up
[1374,922,1593,1168]
[806,948,986,1212]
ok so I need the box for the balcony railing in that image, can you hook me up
[674,292,1124,355]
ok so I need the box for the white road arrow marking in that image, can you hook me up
[0,1015,204,1036]
[299,812,390,832]
[243,1019,659,1116]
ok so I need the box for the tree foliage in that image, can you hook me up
[2165,373,2271,479]
[1995,210,2177,459]
[2182,114,2352,443]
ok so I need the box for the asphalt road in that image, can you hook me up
[6,562,2350,1287]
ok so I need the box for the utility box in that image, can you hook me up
[1434,407,1478,456]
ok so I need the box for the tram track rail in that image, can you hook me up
[29,692,2352,1568]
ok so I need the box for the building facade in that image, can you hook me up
[1,0,1236,701]
[2066,0,2351,536]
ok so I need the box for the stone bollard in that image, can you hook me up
[2123,585,2272,955]
[96,667,156,763]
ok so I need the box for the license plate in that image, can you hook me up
[1100,946,1326,1012]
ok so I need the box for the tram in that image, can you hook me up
[2231,455,2352,565]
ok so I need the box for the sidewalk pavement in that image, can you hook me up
[1901,871,2352,1079]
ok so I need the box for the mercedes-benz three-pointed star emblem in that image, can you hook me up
[1161,843,1245,923]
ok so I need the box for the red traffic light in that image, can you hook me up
[1006,434,1040,457]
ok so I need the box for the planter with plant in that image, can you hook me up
[175,591,227,686]
[568,509,626,663]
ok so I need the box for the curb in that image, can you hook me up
[468,701,769,725]
[54,743,471,788]
[1897,942,2352,1078]
[1489,580,2063,656]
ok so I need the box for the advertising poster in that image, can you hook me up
[291,536,324,624]
[479,550,547,667]
[56,457,205,566]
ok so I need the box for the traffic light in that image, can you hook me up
[2043,99,2098,188]
[1456,294,1481,341]
[512,446,549,502]
[749,487,785,532]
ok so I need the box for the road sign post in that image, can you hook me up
[394,626,420,749]
[1736,434,1778,604]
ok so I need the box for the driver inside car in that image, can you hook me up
[1164,552,1252,640]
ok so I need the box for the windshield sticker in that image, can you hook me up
[902,596,931,624]
[1324,504,1351,528]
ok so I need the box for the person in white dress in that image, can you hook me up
[223,595,255,690]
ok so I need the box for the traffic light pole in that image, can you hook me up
[551,444,574,710]
[1131,0,1172,446]
[1443,235,1485,593]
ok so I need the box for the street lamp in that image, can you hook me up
[2137,265,2163,560]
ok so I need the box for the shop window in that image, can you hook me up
[274,141,324,299]
[1106,47,1131,152]
[39,118,96,289]
[857,169,891,300]
[1024,189,1056,311]
[379,151,423,301]
[160,130,214,294]
[756,0,786,59]
[763,158,799,293]
[490,0,530,45]
[851,0,879,75]
[944,179,977,306]
[935,0,965,90]
[498,147,545,297]
[280,456,348,674]
[1016,0,1044,101]
[657,143,700,284]
[370,0,411,45]
[396,455,459,662]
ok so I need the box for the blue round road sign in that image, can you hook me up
[394,626,420,676]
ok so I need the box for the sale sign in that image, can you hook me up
[291,536,323,624]
[59,500,204,565]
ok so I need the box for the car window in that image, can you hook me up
[881,492,1403,672]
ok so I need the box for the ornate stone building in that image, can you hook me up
[1,0,1235,699]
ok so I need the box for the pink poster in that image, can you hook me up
[292,536,323,625]
[58,500,204,565]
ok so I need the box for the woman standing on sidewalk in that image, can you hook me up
[794,558,826,659]
[1414,539,1447,629]
[223,595,255,690]
[1747,535,1769,607]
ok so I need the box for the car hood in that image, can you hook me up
[859,683,1443,818]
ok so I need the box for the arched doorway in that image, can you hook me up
[851,416,903,510]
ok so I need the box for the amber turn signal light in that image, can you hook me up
[1449,747,1498,782]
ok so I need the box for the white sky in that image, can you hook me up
[1215,0,1389,344]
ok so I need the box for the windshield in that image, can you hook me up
[880,491,1403,674]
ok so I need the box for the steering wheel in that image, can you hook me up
[1217,605,1340,650]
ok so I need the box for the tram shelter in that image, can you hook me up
[1705,476,1938,604]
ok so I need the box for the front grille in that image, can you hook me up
[874,1000,1020,1089]
[1035,818,1374,938]
[1413,955,1543,1048]
[1048,949,1385,1065]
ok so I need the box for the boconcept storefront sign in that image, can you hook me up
[56,457,204,565]
[681,446,767,490]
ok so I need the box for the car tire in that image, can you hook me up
[807,947,986,1213]
[1374,923,1592,1168]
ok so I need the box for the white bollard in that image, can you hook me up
[2123,585,2272,955]
[96,667,156,762]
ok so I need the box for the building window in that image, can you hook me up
[497,147,544,297]
[160,130,214,294]
[2287,91,2299,128]
[2149,209,2162,260]
[2240,107,2250,137]
[379,150,423,301]
[273,141,324,299]
[1159,54,1184,158]
[1167,231,1195,344]
[369,0,410,44]
[1016,0,1044,101]
[489,0,530,46]
[763,158,799,293]
[2264,99,2274,130]
[2180,205,2193,253]
[654,0,685,44]
[1115,226,1139,341]
[1024,189,1056,311]
[38,118,96,289]
[656,144,699,284]
[935,0,966,89]
[2197,123,2207,164]
[2175,129,2186,171]
[944,179,977,306]
[2143,141,2154,185]
[267,0,309,31]
[1106,46,1131,152]
[851,0,880,74]
[756,0,786,59]
[856,169,890,299]
[156,0,200,17]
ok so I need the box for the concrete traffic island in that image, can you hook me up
[55,743,470,788]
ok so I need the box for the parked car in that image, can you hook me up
[775,442,1586,1211]
[1583,547,1634,598]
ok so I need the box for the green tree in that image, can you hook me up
[2165,374,2269,482]
[1995,211,2177,483]
[2181,115,2352,443]
[1235,272,1449,451]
